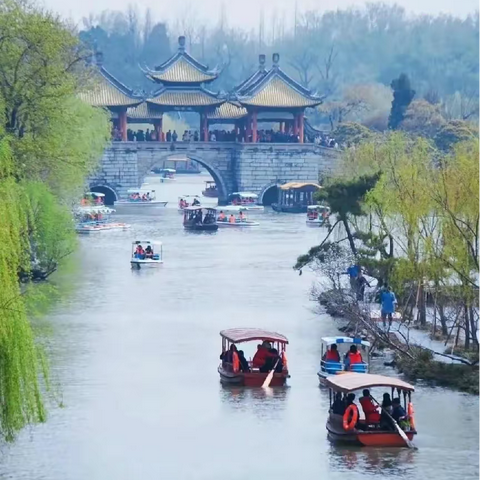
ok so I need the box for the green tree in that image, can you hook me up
[400,99,446,139]
[331,122,374,146]
[388,74,416,130]
[434,120,478,151]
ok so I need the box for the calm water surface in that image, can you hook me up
[0,175,478,480]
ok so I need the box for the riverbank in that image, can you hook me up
[317,288,479,394]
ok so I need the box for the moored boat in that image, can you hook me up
[74,205,130,234]
[218,328,290,387]
[114,188,168,209]
[130,240,163,268]
[272,182,321,213]
[183,206,218,231]
[317,337,370,385]
[325,373,417,447]
[228,192,264,211]
[202,180,218,198]
[306,205,331,226]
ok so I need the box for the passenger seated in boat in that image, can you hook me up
[229,214,236,224]
[344,345,363,370]
[220,344,238,366]
[392,398,410,430]
[260,348,283,373]
[359,389,381,424]
[237,350,250,372]
[135,245,145,259]
[323,344,341,362]
[193,198,200,206]
[239,211,246,222]
[252,341,271,368]
[145,245,154,258]
[346,393,361,426]
[380,393,393,430]
[218,211,226,221]
[331,392,346,415]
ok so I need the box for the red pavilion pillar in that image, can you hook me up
[298,111,304,144]
[118,108,128,141]
[252,110,258,143]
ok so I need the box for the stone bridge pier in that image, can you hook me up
[89,142,339,204]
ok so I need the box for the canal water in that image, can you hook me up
[0,175,478,480]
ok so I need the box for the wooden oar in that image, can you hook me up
[371,395,417,449]
[262,359,280,388]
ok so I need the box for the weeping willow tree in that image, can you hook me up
[0,0,110,441]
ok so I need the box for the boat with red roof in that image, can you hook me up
[218,328,290,387]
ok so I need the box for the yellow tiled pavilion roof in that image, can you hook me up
[143,36,219,85]
[206,102,247,120]
[239,76,322,108]
[146,57,217,84]
[79,68,142,108]
[147,89,224,107]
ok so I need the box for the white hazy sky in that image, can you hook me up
[40,0,478,31]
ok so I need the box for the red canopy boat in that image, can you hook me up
[325,373,417,447]
[218,328,290,387]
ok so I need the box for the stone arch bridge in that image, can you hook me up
[89,142,340,204]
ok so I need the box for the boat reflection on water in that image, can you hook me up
[219,384,290,418]
[329,445,416,476]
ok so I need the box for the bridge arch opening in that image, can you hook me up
[89,185,118,206]
[261,185,279,206]
[141,153,229,204]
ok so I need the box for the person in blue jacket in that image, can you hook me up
[380,285,397,329]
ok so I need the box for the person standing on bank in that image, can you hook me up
[380,285,397,329]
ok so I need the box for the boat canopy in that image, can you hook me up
[183,206,216,212]
[132,240,162,246]
[205,180,216,185]
[279,182,321,191]
[321,336,371,347]
[324,373,415,393]
[179,195,200,199]
[220,328,288,344]
[86,192,105,197]
[127,188,156,194]
[230,192,258,199]
[163,168,176,173]
[308,205,329,210]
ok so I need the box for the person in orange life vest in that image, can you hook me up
[345,393,361,428]
[218,211,226,221]
[135,245,145,259]
[229,214,236,223]
[252,341,271,368]
[323,344,341,362]
[344,345,363,370]
[359,389,381,423]
[239,210,246,222]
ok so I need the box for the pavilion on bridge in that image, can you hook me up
[82,38,323,143]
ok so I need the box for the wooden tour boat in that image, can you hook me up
[318,336,370,385]
[218,328,289,387]
[183,206,218,231]
[202,180,218,198]
[325,373,417,448]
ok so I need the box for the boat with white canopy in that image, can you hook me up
[228,192,264,211]
[114,187,167,209]
[130,240,163,268]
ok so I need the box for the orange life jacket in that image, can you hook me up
[326,349,340,362]
[232,351,240,373]
[359,397,381,423]
[348,351,363,365]
[229,215,236,223]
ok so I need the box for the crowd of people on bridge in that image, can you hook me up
[112,126,339,146]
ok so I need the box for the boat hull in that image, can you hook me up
[130,259,163,267]
[218,366,288,387]
[326,414,416,447]
[272,204,308,213]
[184,223,218,232]
[217,221,259,228]
[202,190,218,198]
[114,201,168,208]
[306,219,329,227]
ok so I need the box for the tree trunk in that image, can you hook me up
[464,305,470,350]
[342,217,357,256]
[437,302,449,336]
[418,283,427,326]
[469,306,478,347]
